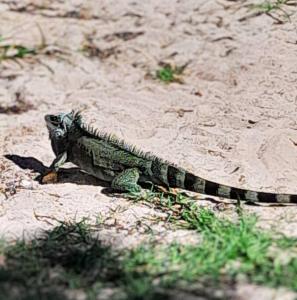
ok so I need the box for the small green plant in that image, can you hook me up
[0,44,36,61]
[253,0,288,13]
[0,25,46,62]
[155,64,186,84]
[251,0,293,23]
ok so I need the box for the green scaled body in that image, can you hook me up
[44,111,297,204]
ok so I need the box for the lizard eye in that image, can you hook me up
[51,116,60,125]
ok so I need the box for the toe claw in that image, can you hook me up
[41,171,58,184]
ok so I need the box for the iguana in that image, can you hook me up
[43,111,297,204]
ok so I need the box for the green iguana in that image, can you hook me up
[43,111,297,204]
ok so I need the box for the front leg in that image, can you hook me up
[111,168,141,193]
[42,152,68,184]
[49,151,68,171]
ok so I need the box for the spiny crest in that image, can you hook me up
[73,111,173,164]
[72,110,83,125]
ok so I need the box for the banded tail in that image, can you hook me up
[154,162,297,204]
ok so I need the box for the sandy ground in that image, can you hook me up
[0,0,297,298]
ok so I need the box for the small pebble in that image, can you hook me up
[20,179,33,190]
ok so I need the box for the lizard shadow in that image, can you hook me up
[4,155,287,207]
[4,154,109,188]
[4,154,157,198]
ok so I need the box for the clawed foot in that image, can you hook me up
[41,171,58,184]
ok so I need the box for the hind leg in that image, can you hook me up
[111,168,141,193]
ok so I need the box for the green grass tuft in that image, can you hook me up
[0,44,37,61]
[250,0,293,23]
[252,0,289,13]
[155,64,186,83]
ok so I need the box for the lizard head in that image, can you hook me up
[45,112,75,138]
[45,111,82,155]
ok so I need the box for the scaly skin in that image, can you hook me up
[43,111,297,204]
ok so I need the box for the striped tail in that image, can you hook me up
[162,164,297,204]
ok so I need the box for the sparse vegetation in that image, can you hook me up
[125,190,297,290]
[250,0,295,23]
[1,192,296,300]
[252,0,289,13]
[0,45,36,60]
[155,63,186,84]
[0,35,37,61]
